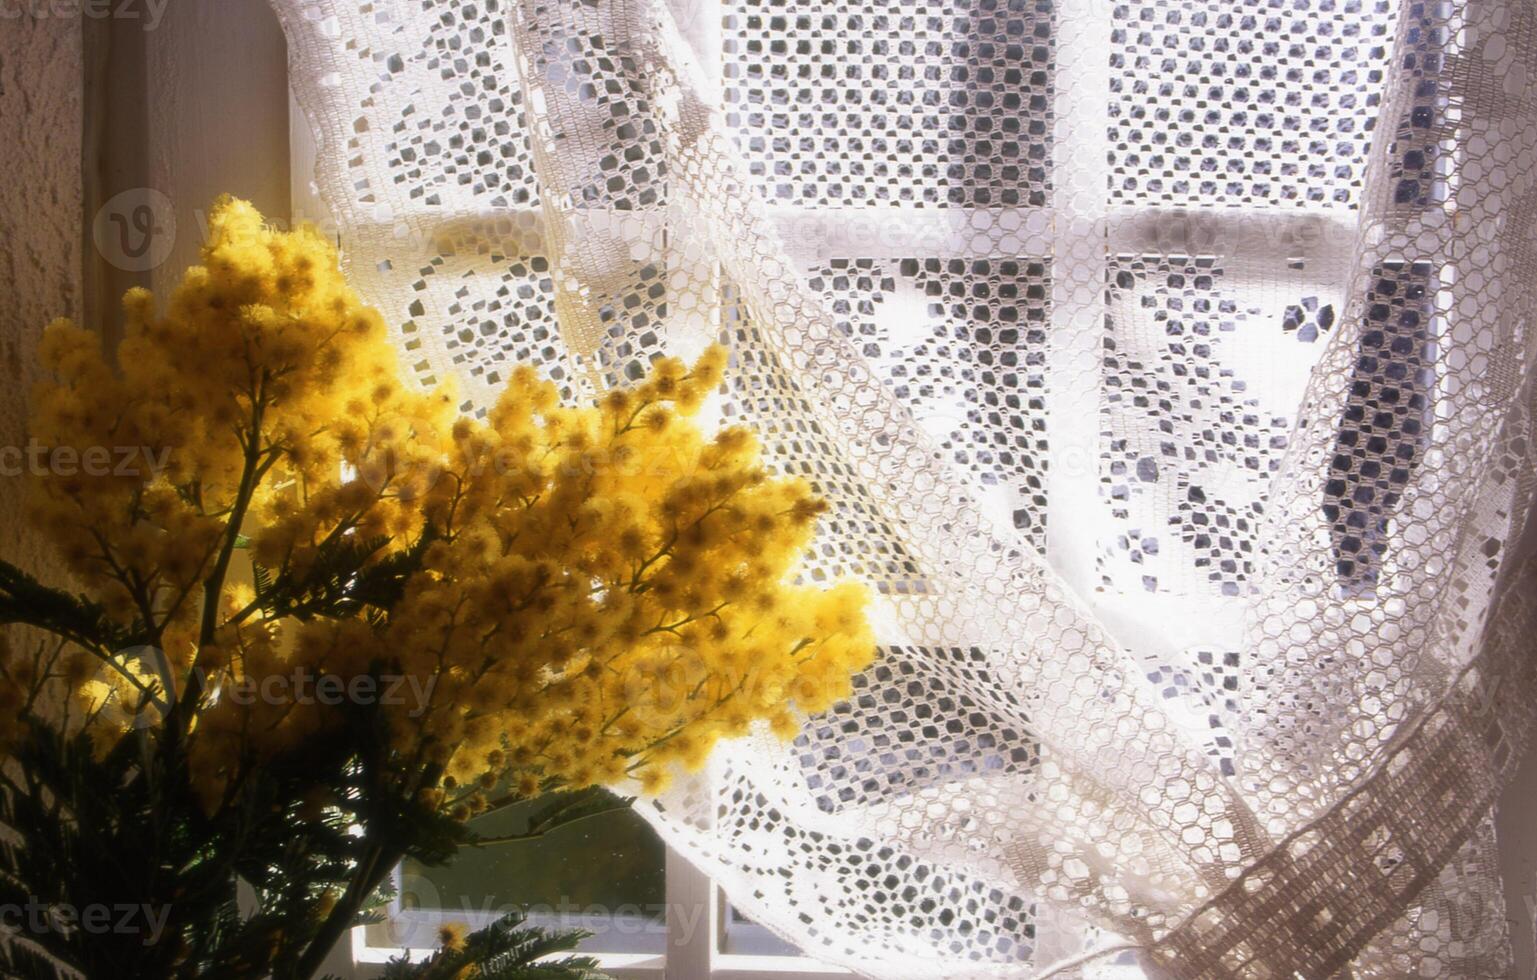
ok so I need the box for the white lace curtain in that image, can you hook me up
[269,0,1537,975]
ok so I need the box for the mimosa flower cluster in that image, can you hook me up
[21,197,874,817]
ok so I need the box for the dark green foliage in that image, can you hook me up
[0,562,147,654]
[0,557,614,980]
[246,529,434,625]
[379,911,601,980]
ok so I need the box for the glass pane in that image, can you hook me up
[1100,252,1312,598]
[1107,0,1397,209]
[389,792,667,954]
[725,0,1056,207]
[725,903,802,956]
[805,256,1051,553]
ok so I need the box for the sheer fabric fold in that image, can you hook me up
[270,0,1537,974]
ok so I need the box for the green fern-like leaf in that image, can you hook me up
[0,560,146,652]
[378,910,603,980]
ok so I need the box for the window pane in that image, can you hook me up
[1107,0,1397,208]
[1100,253,1310,597]
[1324,260,1437,595]
[725,0,1056,207]
[725,903,802,955]
[391,793,667,953]
[807,256,1051,551]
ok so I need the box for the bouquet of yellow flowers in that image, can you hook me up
[0,198,873,979]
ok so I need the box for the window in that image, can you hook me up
[287,0,1400,974]
[276,0,1484,976]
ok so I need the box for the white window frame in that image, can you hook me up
[281,0,1356,975]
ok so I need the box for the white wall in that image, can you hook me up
[143,0,289,294]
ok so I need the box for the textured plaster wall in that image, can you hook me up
[0,20,82,581]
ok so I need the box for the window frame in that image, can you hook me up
[284,0,1358,974]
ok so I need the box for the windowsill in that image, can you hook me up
[350,931,854,980]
